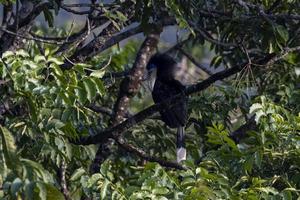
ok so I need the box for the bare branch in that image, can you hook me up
[62,3,114,8]
[60,5,92,15]
[61,25,142,69]
[90,26,143,59]
[87,105,113,116]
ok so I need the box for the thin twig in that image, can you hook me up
[61,5,92,15]
[0,26,72,44]
[62,3,114,8]
[192,24,237,48]
[178,48,213,75]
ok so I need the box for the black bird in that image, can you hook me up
[146,53,188,163]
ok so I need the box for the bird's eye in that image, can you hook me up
[148,63,156,69]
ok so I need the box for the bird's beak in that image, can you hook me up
[142,68,157,91]
[142,69,154,81]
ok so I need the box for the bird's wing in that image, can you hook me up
[152,80,188,128]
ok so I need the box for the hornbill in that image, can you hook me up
[145,53,188,163]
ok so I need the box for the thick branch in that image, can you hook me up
[87,105,113,116]
[72,95,182,145]
[62,17,175,69]
[112,33,160,124]
[90,31,161,173]
[60,5,92,15]
[59,160,71,200]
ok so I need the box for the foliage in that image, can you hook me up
[0,0,300,199]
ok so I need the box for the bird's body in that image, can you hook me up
[146,54,188,163]
[152,78,187,128]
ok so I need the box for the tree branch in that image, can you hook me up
[0,2,52,53]
[190,23,237,48]
[60,5,92,15]
[0,26,74,44]
[90,30,161,172]
[112,33,161,124]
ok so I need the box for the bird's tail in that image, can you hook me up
[176,126,186,163]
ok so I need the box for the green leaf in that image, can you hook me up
[75,82,87,104]
[152,187,169,195]
[62,122,77,138]
[91,77,105,96]
[0,126,21,171]
[74,63,91,74]
[275,25,289,44]
[59,91,72,105]
[254,151,262,168]
[210,56,222,68]
[45,183,65,200]
[2,51,15,59]
[36,182,47,200]
[244,155,254,173]
[101,179,110,199]
[83,78,97,102]
[50,63,64,77]
[10,178,23,198]
[257,187,278,195]
[116,11,128,21]
[25,181,35,200]
[34,55,47,63]
[21,159,50,181]
[70,168,86,181]
[249,103,263,114]
[90,69,106,78]
[281,190,292,200]
[43,9,54,27]
[16,49,30,57]
[48,57,64,65]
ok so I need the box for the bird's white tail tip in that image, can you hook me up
[176,147,186,163]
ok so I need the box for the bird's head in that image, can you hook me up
[145,53,177,80]
[143,53,177,91]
